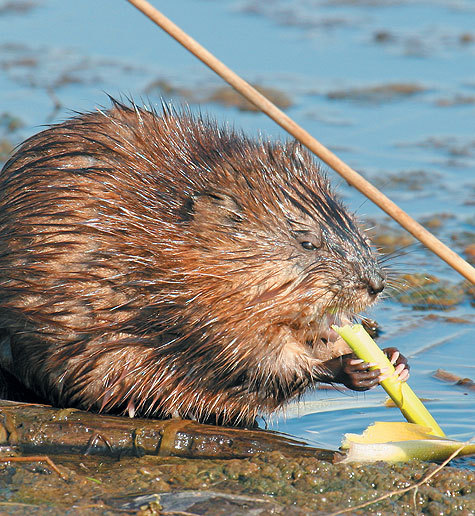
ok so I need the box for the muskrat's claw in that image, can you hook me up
[382,347,410,383]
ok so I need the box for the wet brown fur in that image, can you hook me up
[0,100,385,425]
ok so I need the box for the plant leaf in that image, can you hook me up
[341,422,475,463]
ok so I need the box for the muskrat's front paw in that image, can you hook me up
[331,346,410,391]
[338,356,381,391]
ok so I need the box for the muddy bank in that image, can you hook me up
[0,401,473,515]
[1,443,473,515]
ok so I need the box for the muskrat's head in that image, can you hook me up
[160,115,386,365]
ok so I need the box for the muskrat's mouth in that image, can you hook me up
[290,310,354,355]
[318,326,340,345]
[314,312,352,346]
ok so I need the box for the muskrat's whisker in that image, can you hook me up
[378,242,423,264]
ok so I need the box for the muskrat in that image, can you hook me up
[0,99,408,426]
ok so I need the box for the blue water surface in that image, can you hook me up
[0,0,473,452]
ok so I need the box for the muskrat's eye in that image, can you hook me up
[301,241,318,251]
[294,230,322,251]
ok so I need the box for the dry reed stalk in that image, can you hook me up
[126,0,475,284]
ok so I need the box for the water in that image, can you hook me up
[0,0,473,451]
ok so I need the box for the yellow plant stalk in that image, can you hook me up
[334,324,445,437]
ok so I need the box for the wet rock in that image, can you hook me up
[0,112,24,133]
[369,169,441,192]
[373,30,393,43]
[462,243,475,265]
[0,1,38,16]
[392,274,466,310]
[144,78,197,103]
[436,95,475,107]
[459,32,474,44]
[0,139,14,163]
[366,220,415,255]
[419,213,454,232]
[398,136,475,159]
[144,79,293,113]
[327,83,426,103]
[206,84,292,112]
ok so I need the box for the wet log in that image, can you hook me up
[0,400,342,462]
[433,368,475,390]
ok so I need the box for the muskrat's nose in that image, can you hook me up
[366,274,385,296]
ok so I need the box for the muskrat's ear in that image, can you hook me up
[180,191,243,226]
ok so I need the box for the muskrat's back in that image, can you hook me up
[0,100,386,425]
